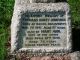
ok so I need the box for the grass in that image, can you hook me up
[0,0,80,60]
[68,0,80,27]
[0,30,9,60]
[0,0,14,60]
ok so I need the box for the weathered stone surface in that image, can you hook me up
[70,51,80,60]
[16,52,71,60]
[30,56,71,60]
[14,0,56,5]
[9,51,80,60]
[11,2,71,54]
[15,0,67,4]
[9,51,78,60]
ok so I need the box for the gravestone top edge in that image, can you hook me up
[15,0,67,4]
[14,3,70,13]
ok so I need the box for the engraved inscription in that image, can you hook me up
[19,11,67,48]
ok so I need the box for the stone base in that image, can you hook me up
[9,51,80,60]
[70,51,80,60]
[16,55,71,60]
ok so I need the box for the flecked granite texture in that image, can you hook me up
[11,2,72,53]
[9,51,80,60]
[10,0,80,60]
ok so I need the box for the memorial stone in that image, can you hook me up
[11,0,72,54]
[10,0,80,60]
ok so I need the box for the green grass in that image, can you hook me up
[0,0,80,60]
[68,0,80,27]
[0,0,14,60]
[0,30,9,60]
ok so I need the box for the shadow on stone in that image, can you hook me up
[72,28,80,51]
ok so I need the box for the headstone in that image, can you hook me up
[11,0,80,60]
[11,0,72,54]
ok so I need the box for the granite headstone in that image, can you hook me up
[11,0,72,54]
[11,0,80,60]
